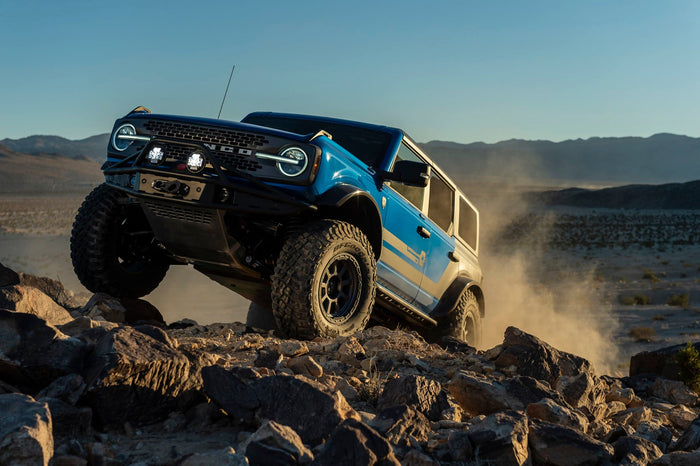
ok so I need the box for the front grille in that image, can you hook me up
[144,201,213,224]
[144,120,267,172]
[144,120,269,148]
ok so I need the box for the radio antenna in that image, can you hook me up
[217,64,236,119]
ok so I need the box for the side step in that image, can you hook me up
[376,284,438,327]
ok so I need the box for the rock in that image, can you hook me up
[613,436,663,465]
[629,343,700,380]
[401,449,439,465]
[82,326,198,426]
[40,397,92,442]
[635,421,674,452]
[133,324,175,348]
[528,420,614,466]
[52,455,88,466]
[255,375,360,446]
[555,372,604,410]
[335,377,358,401]
[606,387,641,406]
[36,374,86,405]
[243,420,313,465]
[604,401,628,418]
[0,310,86,391]
[254,348,283,369]
[467,410,530,466]
[163,411,187,433]
[276,341,309,357]
[651,450,700,466]
[670,417,700,452]
[80,293,164,325]
[448,371,563,416]
[611,406,653,429]
[370,405,430,446]
[0,262,20,287]
[311,418,400,466]
[376,375,449,422]
[668,405,697,430]
[18,272,74,309]
[201,365,260,424]
[180,447,248,466]
[604,424,635,444]
[58,316,119,337]
[337,336,366,367]
[286,355,323,378]
[446,431,474,462]
[649,378,699,406]
[495,326,594,387]
[526,398,589,432]
[0,285,73,325]
[0,393,53,466]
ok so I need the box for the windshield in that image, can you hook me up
[242,114,393,168]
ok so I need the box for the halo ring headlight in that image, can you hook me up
[112,123,137,151]
[277,147,308,177]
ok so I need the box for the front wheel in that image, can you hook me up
[70,184,169,298]
[271,220,376,339]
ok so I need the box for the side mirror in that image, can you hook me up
[382,161,430,187]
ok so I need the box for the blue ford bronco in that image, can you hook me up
[71,107,484,345]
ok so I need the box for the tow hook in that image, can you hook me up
[152,179,190,196]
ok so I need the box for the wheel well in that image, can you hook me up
[468,284,485,318]
[319,194,382,260]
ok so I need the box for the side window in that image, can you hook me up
[428,174,453,233]
[458,197,478,251]
[390,143,425,211]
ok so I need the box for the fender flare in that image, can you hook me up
[431,275,485,319]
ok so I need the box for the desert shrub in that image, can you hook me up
[356,358,386,405]
[652,315,666,321]
[620,296,635,306]
[634,294,651,305]
[667,293,690,308]
[674,342,700,393]
[643,269,661,283]
[629,326,656,342]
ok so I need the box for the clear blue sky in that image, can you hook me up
[1,0,699,143]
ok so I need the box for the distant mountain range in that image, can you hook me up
[534,180,700,210]
[0,134,109,162]
[420,133,700,185]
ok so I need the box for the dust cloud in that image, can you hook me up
[473,182,621,375]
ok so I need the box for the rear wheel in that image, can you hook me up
[271,220,376,339]
[70,184,169,298]
[442,289,482,347]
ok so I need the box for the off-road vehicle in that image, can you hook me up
[71,108,484,344]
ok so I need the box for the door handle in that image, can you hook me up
[417,226,431,238]
[448,251,461,262]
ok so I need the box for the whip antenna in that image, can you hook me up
[217,64,236,119]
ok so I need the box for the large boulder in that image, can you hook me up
[0,262,20,287]
[613,436,663,465]
[201,365,260,424]
[0,310,86,391]
[82,326,198,426]
[528,420,614,466]
[40,397,92,443]
[526,398,589,432]
[0,285,73,325]
[670,417,700,452]
[255,375,361,446]
[370,405,431,446]
[448,371,565,416]
[0,394,53,466]
[629,343,700,379]
[648,378,699,406]
[18,272,74,309]
[80,293,165,326]
[495,327,594,387]
[651,450,700,466]
[376,375,449,421]
[467,410,530,466]
[311,418,400,466]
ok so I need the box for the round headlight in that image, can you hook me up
[277,147,308,177]
[186,151,206,173]
[112,123,136,151]
[146,146,164,165]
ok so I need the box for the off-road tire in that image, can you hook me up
[271,219,376,339]
[443,288,482,347]
[71,183,169,298]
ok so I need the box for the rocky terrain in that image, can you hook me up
[3,262,700,465]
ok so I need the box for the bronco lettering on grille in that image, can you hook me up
[202,143,253,156]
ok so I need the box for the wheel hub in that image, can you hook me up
[318,253,362,323]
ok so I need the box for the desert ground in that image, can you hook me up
[1,191,698,376]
